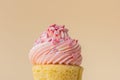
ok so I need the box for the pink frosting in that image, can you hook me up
[29,24,82,66]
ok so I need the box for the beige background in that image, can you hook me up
[0,0,120,80]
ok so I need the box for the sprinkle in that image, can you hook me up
[51,24,56,27]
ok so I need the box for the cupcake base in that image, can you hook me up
[32,65,83,80]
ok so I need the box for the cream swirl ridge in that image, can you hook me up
[29,24,82,66]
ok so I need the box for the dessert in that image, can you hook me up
[29,24,83,80]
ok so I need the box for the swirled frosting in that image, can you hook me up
[29,24,82,66]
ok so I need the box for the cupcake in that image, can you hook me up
[29,24,83,80]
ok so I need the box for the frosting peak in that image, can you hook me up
[34,24,70,45]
